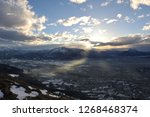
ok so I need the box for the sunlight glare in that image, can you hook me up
[89,30,110,43]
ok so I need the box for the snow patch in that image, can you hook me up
[0,90,4,98]
[10,85,39,100]
[117,93,129,98]
[42,81,50,85]
[9,74,19,78]
[40,89,48,95]
[28,86,36,90]
[30,91,39,97]
[14,82,19,85]
[49,93,60,98]
[42,79,63,86]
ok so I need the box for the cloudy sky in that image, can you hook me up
[0,0,150,49]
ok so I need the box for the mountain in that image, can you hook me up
[118,49,150,56]
[88,49,150,59]
[0,47,86,60]
[0,47,150,60]
[0,64,72,100]
[47,47,86,60]
[133,44,150,52]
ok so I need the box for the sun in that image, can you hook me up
[89,30,110,43]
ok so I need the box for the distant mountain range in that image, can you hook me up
[88,49,150,58]
[0,47,86,60]
[0,47,150,60]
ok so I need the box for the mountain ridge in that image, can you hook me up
[0,47,150,60]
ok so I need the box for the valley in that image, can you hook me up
[1,56,150,100]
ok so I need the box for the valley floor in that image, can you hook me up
[0,57,150,100]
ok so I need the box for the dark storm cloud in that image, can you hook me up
[0,28,35,41]
[99,35,150,46]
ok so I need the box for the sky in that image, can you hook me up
[0,0,150,50]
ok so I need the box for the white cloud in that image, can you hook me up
[101,2,110,7]
[0,0,47,34]
[57,16,101,26]
[117,14,122,19]
[86,17,101,26]
[33,16,47,32]
[101,0,124,6]
[116,14,135,23]
[117,0,124,4]
[24,31,78,45]
[87,4,93,9]
[104,15,134,24]
[143,24,150,31]
[130,0,150,9]
[101,0,114,7]
[73,28,79,32]
[82,27,93,33]
[70,0,86,4]
[102,18,109,22]
[49,32,77,41]
[106,19,118,24]
[57,16,88,26]
[146,14,150,17]
[138,15,144,19]
[47,23,57,27]
[124,16,135,23]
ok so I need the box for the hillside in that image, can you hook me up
[0,64,72,100]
